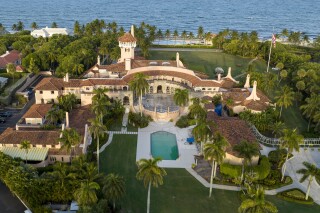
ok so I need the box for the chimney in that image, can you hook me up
[131,25,134,37]
[226,67,232,79]
[244,74,250,88]
[125,58,131,71]
[65,112,69,128]
[97,55,101,65]
[83,124,88,154]
[217,73,221,81]
[64,72,69,82]
[176,52,180,68]
[246,81,260,101]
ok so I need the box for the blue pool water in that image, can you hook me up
[151,131,179,160]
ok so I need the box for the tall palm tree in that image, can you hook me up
[300,94,320,132]
[297,162,320,200]
[233,140,260,181]
[136,158,167,213]
[272,121,285,138]
[20,140,31,164]
[103,173,125,210]
[89,117,107,173]
[189,97,207,121]
[30,22,38,30]
[91,96,109,123]
[192,120,212,154]
[173,88,189,108]
[280,128,304,181]
[74,181,100,207]
[238,185,278,213]
[275,86,294,117]
[129,73,149,116]
[204,133,229,197]
[59,128,81,163]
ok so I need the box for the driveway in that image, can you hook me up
[0,181,26,213]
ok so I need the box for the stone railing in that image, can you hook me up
[249,124,320,147]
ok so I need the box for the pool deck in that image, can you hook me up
[136,122,198,168]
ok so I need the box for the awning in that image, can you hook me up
[0,147,49,161]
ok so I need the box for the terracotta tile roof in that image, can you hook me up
[0,128,60,145]
[207,111,258,157]
[118,33,137,42]
[23,104,53,119]
[122,70,221,88]
[34,77,65,90]
[0,50,21,68]
[69,105,95,139]
[220,78,236,88]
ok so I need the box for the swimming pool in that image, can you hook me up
[151,131,179,160]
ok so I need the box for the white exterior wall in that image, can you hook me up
[35,90,60,104]
[25,118,44,125]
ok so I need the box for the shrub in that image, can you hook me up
[220,163,242,178]
[128,112,152,128]
[277,189,314,205]
[249,156,270,180]
[176,115,190,128]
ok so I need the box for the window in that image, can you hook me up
[51,91,54,94]
[40,91,43,94]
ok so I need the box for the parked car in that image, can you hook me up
[0,117,6,123]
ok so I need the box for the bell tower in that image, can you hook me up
[118,25,137,63]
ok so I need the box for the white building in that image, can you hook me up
[31,27,70,38]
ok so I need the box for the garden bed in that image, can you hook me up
[277,189,314,205]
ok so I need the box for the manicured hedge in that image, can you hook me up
[277,189,314,205]
[220,156,270,180]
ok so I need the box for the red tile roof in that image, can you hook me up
[118,33,137,42]
[23,104,53,119]
[0,128,60,145]
[207,111,258,157]
[0,50,21,68]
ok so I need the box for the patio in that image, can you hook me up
[136,122,198,168]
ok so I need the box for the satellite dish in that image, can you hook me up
[215,67,224,74]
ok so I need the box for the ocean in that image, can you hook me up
[0,0,320,38]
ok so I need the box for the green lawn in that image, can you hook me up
[149,51,267,79]
[100,134,320,213]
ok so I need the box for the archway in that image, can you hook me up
[123,96,130,105]
[157,85,162,93]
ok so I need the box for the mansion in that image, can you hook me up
[0,26,271,166]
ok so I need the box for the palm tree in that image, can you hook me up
[297,162,320,200]
[233,141,260,181]
[165,29,170,45]
[300,94,320,132]
[192,120,212,154]
[89,117,107,173]
[238,185,278,213]
[136,158,167,213]
[275,86,294,117]
[129,73,149,116]
[30,22,38,30]
[204,133,229,197]
[173,89,189,107]
[102,173,125,210]
[74,181,100,207]
[189,97,207,121]
[280,129,303,181]
[272,121,285,138]
[20,140,31,164]
[59,128,81,163]
[173,30,179,45]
